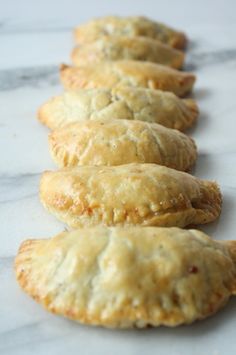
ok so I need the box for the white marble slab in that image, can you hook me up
[1,0,236,354]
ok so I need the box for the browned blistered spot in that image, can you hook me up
[86,207,93,215]
[124,210,128,218]
[215,292,223,300]
[179,78,186,87]
[81,207,93,216]
[172,292,180,306]
[188,265,198,274]
[66,309,77,318]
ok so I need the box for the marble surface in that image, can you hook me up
[1,0,236,354]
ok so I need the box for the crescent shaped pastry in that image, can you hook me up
[74,16,187,50]
[15,227,236,328]
[60,61,195,97]
[71,36,185,69]
[38,87,198,131]
[48,120,197,171]
[39,164,222,228]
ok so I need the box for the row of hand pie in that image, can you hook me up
[15,226,236,328]
[16,16,227,329]
[65,16,195,96]
[37,16,203,229]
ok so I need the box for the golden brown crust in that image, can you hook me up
[74,16,187,50]
[38,87,199,131]
[39,164,222,228]
[60,61,195,97]
[71,36,185,69]
[49,120,197,171]
[15,227,236,328]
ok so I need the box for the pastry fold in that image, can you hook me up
[72,36,185,69]
[40,164,222,228]
[49,120,197,171]
[74,16,187,50]
[60,61,195,97]
[15,227,236,328]
[38,87,198,131]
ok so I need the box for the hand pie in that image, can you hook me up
[74,16,187,50]
[60,61,196,97]
[40,164,221,228]
[15,226,236,328]
[38,87,198,131]
[71,36,185,69]
[49,120,197,171]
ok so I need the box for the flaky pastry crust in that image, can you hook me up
[15,227,236,328]
[49,120,197,171]
[60,61,195,97]
[38,87,198,131]
[72,36,185,69]
[39,164,222,228]
[74,16,187,50]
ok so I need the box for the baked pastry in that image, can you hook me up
[60,61,195,97]
[40,164,221,228]
[71,36,185,69]
[38,87,198,131]
[15,226,236,328]
[74,16,187,50]
[49,120,197,171]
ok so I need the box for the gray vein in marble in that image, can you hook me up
[0,47,235,91]
[198,151,236,157]
[0,193,37,204]
[186,48,236,70]
[221,185,236,191]
[0,321,41,338]
[0,321,71,352]
[0,19,71,35]
[0,322,50,352]
[0,173,40,202]
[0,26,71,35]
[0,172,40,183]
[0,65,59,91]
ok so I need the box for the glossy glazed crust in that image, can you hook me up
[49,120,197,171]
[15,227,236,328]
[38,87,199,131]
[71,36,185,69]
[74,16,187,50]
[60,61,195,97]
[39,164,222,228]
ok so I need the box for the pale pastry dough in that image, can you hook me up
[38,87,199,131]
[15,226,236,328]
[60,61,196,97]
[74,16,187,49]
[39,164,222,228]
[49,120,197,171]
[71,36,185,69]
